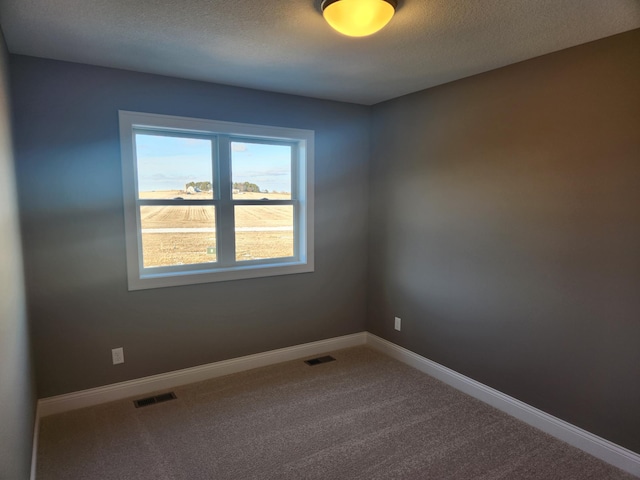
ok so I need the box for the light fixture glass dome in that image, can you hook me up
[321,0,397,37]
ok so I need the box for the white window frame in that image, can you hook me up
[119,111,314,290]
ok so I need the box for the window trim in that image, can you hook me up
[119,111,314,290]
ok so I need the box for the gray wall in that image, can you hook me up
[11,56,370,398]
[0,32,35,480]
[368,29,640,453]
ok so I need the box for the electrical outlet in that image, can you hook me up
[394,317,401,331]
[112,347,124,365]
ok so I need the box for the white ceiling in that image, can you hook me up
[1,0,639,105]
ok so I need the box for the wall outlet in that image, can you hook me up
[394,317,401,331]
[112,347,124,365]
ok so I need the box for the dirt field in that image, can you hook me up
[139,191,294,267]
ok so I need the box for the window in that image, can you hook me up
[119,111,314,290]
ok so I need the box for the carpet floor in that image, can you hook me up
[36,346,637,479]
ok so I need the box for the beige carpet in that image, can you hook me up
[36,347,637,479]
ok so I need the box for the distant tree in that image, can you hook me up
[185,181,213,192]
[233,181,261,193]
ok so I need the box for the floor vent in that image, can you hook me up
[304,355,336,366]
[133,392,177,408]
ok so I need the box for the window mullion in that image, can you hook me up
[290,145,300,259]
[216,135,236,267]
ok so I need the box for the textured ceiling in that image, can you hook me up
[1,0,639,105]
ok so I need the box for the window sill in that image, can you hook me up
[127,260,314,291]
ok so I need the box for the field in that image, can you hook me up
[139,191,294,268]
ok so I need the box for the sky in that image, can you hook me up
[135,134,292,193]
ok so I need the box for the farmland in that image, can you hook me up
[138,191,294,268]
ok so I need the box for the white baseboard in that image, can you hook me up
[32,331,639,478]
[37,332,367,417]
[365,333,640,477]
[30,404,40,480]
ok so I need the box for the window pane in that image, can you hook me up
[136,133,214,199]
[235,206,293,261]
[231,142,291,200]
[140,205,217,268]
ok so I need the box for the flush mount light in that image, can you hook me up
[321,0,398,37]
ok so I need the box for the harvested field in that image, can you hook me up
[139,190,213,200]
[139,191,293,267]
[141,232,217,267]
[141,205,216,229]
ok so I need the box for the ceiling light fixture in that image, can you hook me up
[321,0,397,37]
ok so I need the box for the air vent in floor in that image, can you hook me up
[304,355,336,366]
[133,392,177,408]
